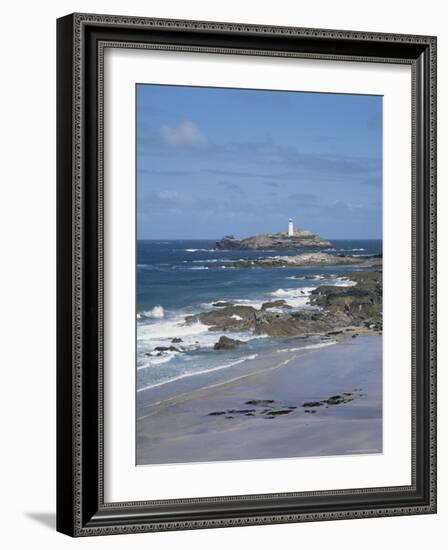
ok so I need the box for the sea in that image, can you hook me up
[136,239,382,401]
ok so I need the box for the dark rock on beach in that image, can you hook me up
[146,345,183,356]
[265,409,293,416]
[214,336,246,350]
[146,346,183,357]
[207,398,298,421]
[205,389,364,423]
[300,391,361,410]
[325,395,353,405]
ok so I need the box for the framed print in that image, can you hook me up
[56,13,437,536]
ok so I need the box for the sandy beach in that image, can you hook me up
[137,334,382,465]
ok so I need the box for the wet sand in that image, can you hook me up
[137,334,382,465]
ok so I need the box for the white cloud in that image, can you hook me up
[151,190,194,209]
[159,119,208,148]
[155,191,182,200]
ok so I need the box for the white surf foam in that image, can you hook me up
[333,277,357,287]
[138,305,165,319]
[285,275,356,287]
[138,353,178,367]
[286,274,326,281]
[191,258,238,264]
[137,354,259,392]
[138,319,209,344]
[276,340,337,353]
[229,298,268,310]
[137,313,261,358]
[270,286,317,308]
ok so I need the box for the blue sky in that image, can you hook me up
[136,84,382,240]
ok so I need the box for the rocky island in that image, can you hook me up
[215,222,331,250]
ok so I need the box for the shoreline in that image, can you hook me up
[137,337,337,417]
[137,324,373,413]
[137,334,382,465]
[137,260,381,417]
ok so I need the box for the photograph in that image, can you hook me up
[135,84,383,465]
[53,8,436,538]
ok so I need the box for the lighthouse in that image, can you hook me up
[288,218,294,237]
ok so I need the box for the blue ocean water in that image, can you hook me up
[136,239,382,395]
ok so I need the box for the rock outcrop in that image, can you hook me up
[185,267,382,339]
[210,252,381,269]
[309,270,382,329]
[214,336,246,350]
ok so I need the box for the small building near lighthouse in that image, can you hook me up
[288,218,294,237]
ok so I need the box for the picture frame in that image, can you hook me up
[56,12,437,536]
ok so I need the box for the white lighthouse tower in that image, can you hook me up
[288,218,294,237]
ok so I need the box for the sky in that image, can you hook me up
[136,84,382,240]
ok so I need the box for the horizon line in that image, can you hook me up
[136,237,383,241]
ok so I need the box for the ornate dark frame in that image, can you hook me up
[56,13,437,537]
